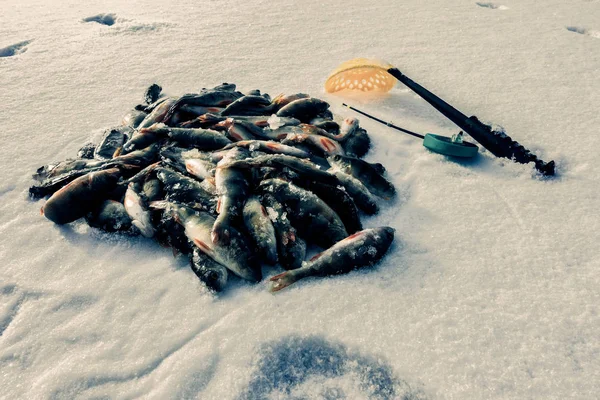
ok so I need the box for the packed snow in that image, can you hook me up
[1,0,599,398]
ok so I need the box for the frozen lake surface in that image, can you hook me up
[1,0,599,398]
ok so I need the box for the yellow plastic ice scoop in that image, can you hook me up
[324,58,397,93]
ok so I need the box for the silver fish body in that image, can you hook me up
[327,155,396,200]
[269,227,395,292]
[34,158,104,181]
[222,154,338,186]
[243,196,278,264]
[190,247,228,292]
[124,180,156,237]
[178,105,225,117]
[213,148,251,243]
[30,164,118,200]
[162,91,243,124]
[260,193,306,270]
[168,128,231,150]
[42,168,122,225]
[94,127,131,160]
[223,140,311,159]
[155,167,216,213]
[165,203,261,282]
[271,93,310,110]
[122,110,148,130]
[121,127,167,155]
[309,117,340,134]
[259,178,348,248]
[225,120,261,142]
[137,98,177,130]
[220,95,273,116]
[330,170,379,215]
[275,98,330,123]
[112,142,160,168]
[184,158,216,181]
[300,181,362,234]
[280,133,345,156]
[176,91,243,108]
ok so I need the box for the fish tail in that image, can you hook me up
[268,271,297,293]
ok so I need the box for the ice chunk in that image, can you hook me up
[268,114,285,130]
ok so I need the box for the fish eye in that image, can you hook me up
[207,271,218,281]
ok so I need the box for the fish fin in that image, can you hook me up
[193,238,213,255]
[271,93,285,106]
[132,220,155,238]
[149,200,169,210]
[320,138,336,153]
[309,252,323,262]
[229,131,243,141]
[211,226,229,245]
[268,271,296,293]
[265,142,280,151]
[112,147,123,158]
[118,164,140,173]
[346,231,364,240]
[40,206,44,215]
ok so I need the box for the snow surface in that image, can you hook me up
[1,0,599,398]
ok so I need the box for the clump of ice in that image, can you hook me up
[267,114,285,130]
[266,207,279,222]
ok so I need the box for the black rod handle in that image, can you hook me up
[387,67,555,176]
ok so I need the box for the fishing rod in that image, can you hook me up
[342,103,479,159]
[326,59,555,175]
[385,67,555,176]
[342,103,424,139]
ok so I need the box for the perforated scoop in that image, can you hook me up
[324,58,397,93]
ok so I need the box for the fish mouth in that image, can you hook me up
[381,226,396,241]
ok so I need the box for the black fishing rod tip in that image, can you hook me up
[386,67,404,80]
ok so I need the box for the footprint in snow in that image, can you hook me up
[82,13,172,35]
[237,335,425,400]
[82,13,117,26]
[0,284,45,337]
[0,40,33,58]
[104,22,173,36]
[476,2,509,10]
[566,26,600,39]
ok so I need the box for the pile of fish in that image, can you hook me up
[30,83,396,292]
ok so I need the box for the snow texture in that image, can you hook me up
[1,0,600,399]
